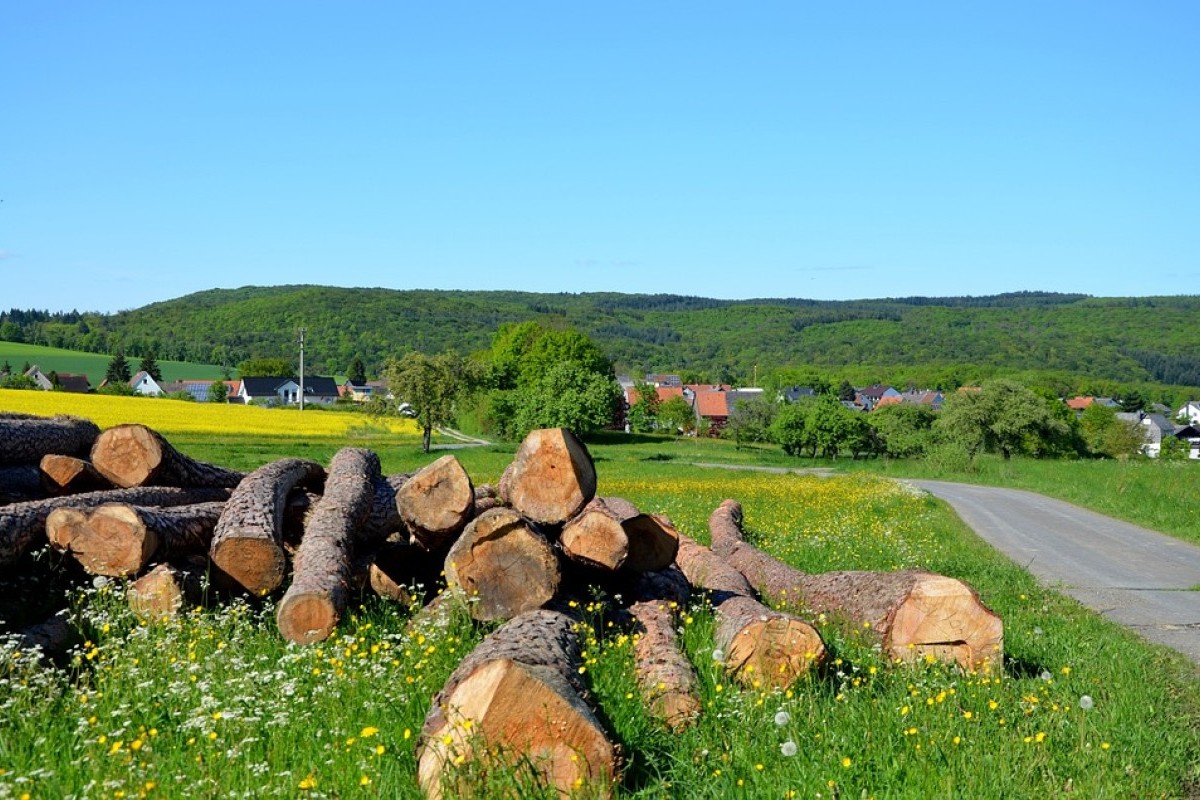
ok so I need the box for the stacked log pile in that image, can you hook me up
[0,414,1005,799]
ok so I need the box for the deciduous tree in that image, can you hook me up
[385,351,477,452]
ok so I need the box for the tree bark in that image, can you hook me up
[367,541,446,606]
[0,415,100,466]
[444,507,561,622]
[0,465,45,504]
[397,455,474,550]
[89,424,243,489]
[708,499,1004,670]
[0,485,231,566]
[209,458,325,596]
[417,609,617,800]
[39,454,108,495]
[362,474,412,541]
[675,534,826,688]
[15,610,78,660]
[560,497,679,573]
[127,560,208,621]
[500,428,597,526]
[276,448,380,644]
[626,566,701,731]
[48,501,225,578]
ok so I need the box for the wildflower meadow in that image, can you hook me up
[1,401,1198,798]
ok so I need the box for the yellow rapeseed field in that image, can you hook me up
[0,389,421,438]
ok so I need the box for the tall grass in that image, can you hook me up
[1,422,1198,797]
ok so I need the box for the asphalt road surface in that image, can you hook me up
[912,480,1200,664]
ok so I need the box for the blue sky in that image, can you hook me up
[3,2,1198,313]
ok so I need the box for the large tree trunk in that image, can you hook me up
[128,560,208,621]
[209,458,326,596]
[397,455,474,550]
[626,566,701,731]
[276,448,380,644]
[48,501,225,577]
[39,455,108,495]
[444,507,560,622]
[89,424,243,489]
[0,415,100,466]
[417,609,618,800]
[708,499,1004,670]
[0,485,231,566]
[362,474,412,541]
[560,496,679,573]
[499,428,597,526]
[675,534,826,688]
[0,465,45,504]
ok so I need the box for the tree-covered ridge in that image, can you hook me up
[2,286,1199,396]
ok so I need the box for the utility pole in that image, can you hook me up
[298,328,306,411]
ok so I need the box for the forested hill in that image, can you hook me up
[4,286,1200,391]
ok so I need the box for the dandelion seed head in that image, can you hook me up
[711,649,725,663]
[1079,695,1094,711]
[774,711,791,727]
[1040,670,1052,682]
[780,740,797,757]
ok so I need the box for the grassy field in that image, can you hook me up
[1,404,1198,798]
[0,342,226,383]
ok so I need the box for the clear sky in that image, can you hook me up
[3,2,1198,313]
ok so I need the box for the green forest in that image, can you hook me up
[3,287,1200,399]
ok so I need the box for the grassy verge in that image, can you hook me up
[2,428,1198,798]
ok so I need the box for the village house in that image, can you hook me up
[22,365,92,393]
[237,376,340,406]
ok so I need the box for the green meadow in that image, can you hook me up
[1,431,1198,799]
[0,342,225,383]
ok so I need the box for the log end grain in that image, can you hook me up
[417,658,616,800]
[79,504,160,577]
[621,513,680,574]
[445,508,560,622]
[89,424,166,488]
[128,562,202,622]
[211,538,287,597]
[505,428,597,526]
[722,605,827,689]
[276,591,339,645]
[398,455,475,548]
[886,574,1005,671]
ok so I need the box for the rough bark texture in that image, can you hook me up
[675,534,826,688]
[0,485,231,566]
[128,560,207,621]
[363,474,412,541]
[0,415,100,466]
[50,502,225,578]
[39,454,108,495]
[276,448,380,644]
[626,566,701,731]
[398,455,475,550]
[15,610,78,659]
[444,507,561,622]
[209,458,326,596]
[90,424,244,489]
[0,465,45,504]
[708,499,1004,670]
[417,609,617,800]
[501,428,597,526]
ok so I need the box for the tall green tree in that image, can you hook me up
[868,403,936,458]
[208,380,230,403]
[626,380,660,433]
[725,396,777,447]
[138,352,162,381]
[105,352,132,384]
[656,395,697,436]
[510,361,621,438]
[238,357,294,377]
[385,351,477,452]
[935,380,1069,462]
[347,356,367,385]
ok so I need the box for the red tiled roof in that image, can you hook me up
[626,386,685,405]
[694,390,730,419]
[1066,396,1094,411]
[874,395,903,408]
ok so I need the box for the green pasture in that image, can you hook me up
[1,432,1198,798]
[0,341,226,383]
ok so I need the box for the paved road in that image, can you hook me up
[912,480,1200,664]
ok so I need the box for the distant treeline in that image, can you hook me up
[2,287,1199,401]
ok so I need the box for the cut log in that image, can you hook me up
[417,609,618,800]
[89,424,243,489]
[367,541,446,606]
[501,428,596,526]
[276,448,381,644]
[128,560,207,621]
[707,499,1004,671]
[560,497,679,573]
[0,485,231,566]
[626,566,701,731]
[0,415,100,466]
[362,474,411,541]
[39,454,108,495]
[0,465,46,504]
[444,507,560,622]
[675,534,826,688]
[49,502,225,578]
[209,458,326,596]
[397,455,474,550]
[16,610,78,659]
